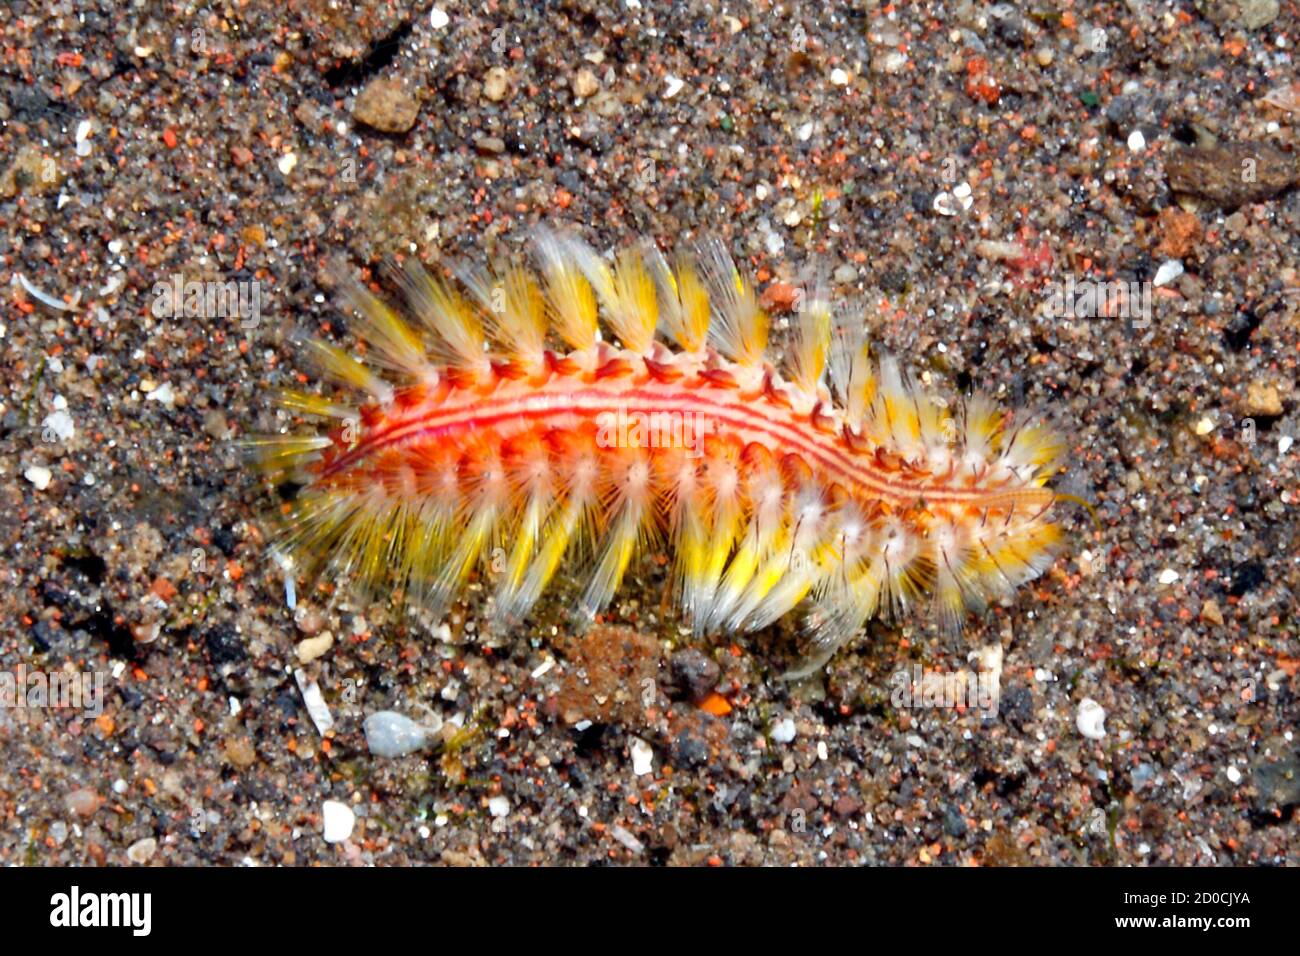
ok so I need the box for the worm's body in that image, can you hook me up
[249,230,1067,671]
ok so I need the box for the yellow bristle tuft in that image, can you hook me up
[787,268,832,396]
[419,503,498,616]
[929,520,983,636]
[829,311,875,426]
[974,519,1063,596]
[961,395,1002,461]
[533,228,598,351]
[917,395,952,453]
[697,237,768,368]
[577,502,641,622]
[389,259,488,372]
[334,271,429,378]
[236,434,334,475]
[457,262,548,365]
[1002,417,1066,480]
[300,339,394,404]
[647,245,711,353]
[276,389,356,421]
[574,241,659,354]
[501,490,590,625]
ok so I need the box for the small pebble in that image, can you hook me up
[487,795,511,818]
[1234,0,1279,30]
[1126,129,1146,153]
[771,718,797,743]
[483,67,512,102]
[295,631,334,664]
[975,239,1024,262]
[364,711,434,757]
[224,737,257,768]
[202,409,230,440]
[66,788,100,817]
[146,382,175,407]
[473,134,505,155]
[126,837,157,863]
[24,465,52,490]
[833,263,858,284]
[609,824,644,853]
[1167,142,1300,209]
[880,51,907,74]
[572,68,599,98]
[322,800,355,843]
[1245,381,1283,416]
[352,77,420,134]
[295,606,326,635]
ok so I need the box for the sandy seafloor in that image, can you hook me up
[1,0,1297,866]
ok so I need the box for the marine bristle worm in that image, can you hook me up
[246,229,1070,674]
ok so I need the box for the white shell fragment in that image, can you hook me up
[24,465,52,490]
[629,736,654,776]
[1076,698,1107,740]
[364,710,435,757]
[771,717,797,743]
[294,668,335,736]
[321,800,355,843]
[609,824,644,853]
[933,183,974,217]
[43,409,75,442]
[1153,259,1184,287]
[75,119,94,157]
